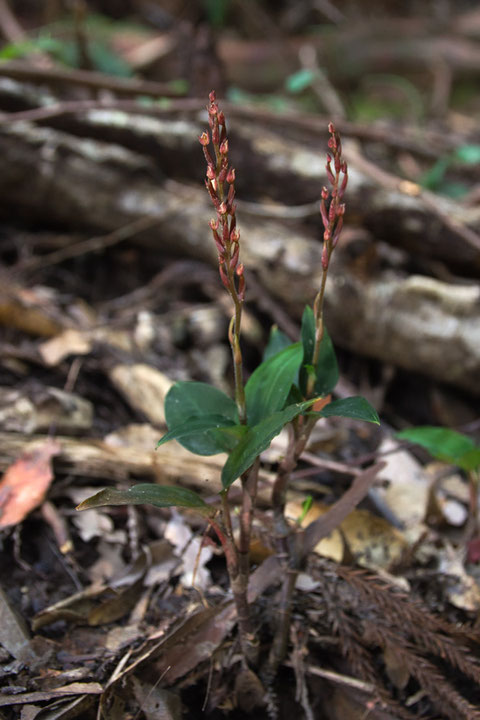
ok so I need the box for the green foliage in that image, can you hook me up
[300,306,339,396]
[221,400,317,488]
[205,0,232,27]
[421,144,480,199]
[77,483,211,515]
[315,396,380,424]
[263,326,292,361]
[245,343,303,426]
[164,382,239,455]
[0,14,133,76]
[285,68,318,94]
[156,414,243,449]
[396,426,480,472]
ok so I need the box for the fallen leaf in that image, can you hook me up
[439,548,480,611]
[39,329,92,366]
[376,438,430,541]
[132,678,183,720]
[0,585,36,664]
[0,683,103,707]
[0,439,60,528]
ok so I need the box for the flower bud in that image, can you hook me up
[209,90,217,104]
[219,139,229,156]
[332,217,343,247]
[321,186,329,200]
[230,227,240,243]
[206,165,215,180]
[320,198,328,229]
[326,162,335,186]
[209,218,218,231]
[230,243,240,269]
[337,203,345,216]
[219,261,229,285]
[199,132,209,146]
[227,167,236,184]
[213,230,224,254]
[219,202,227,215]
[328,122,336,134]
[223,220,230,242]
[236,263,244,276]
[218,111,225,126]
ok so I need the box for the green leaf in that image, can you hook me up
[245,343,303,426]
[157,414,238,448]
[454,145,480,165]
[77,483,211,516]
[221,400,316,488]
[315,396,380,424]
[165,382,238,456]
[300,306,338,395]
[421,157,450,190]
[396,426,480,472]
[263,326,292,362]
[286,68,317,93]
[206,0,232,27]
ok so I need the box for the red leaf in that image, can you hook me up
[0,440,60,528]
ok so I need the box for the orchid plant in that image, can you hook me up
[78,92,380,671]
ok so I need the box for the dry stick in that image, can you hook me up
[0,59,182,98]
[16,215,163,273]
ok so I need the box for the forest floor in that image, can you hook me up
[1,2,480,719]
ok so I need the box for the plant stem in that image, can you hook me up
[266,123,348,680]
[265,418,316,680]
[228,306,246,425]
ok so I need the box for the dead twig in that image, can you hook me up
[0,60,184,98]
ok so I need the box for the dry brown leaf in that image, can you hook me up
[132,678,183,720]
[0,439,60,528]
[287,495,408,571]
[376,437,430,541]
[383,643,410,689]
[39,329,92,366]
[0,288,61,337]
[439,549,480,611]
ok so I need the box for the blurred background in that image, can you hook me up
[1,0,479,428]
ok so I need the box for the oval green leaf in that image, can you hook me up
[221,399,316,488]
[76,483,211,516]
[165,382,238,455]
[157,414,238,449]
[396,426,480,472]
[245,342,303,426]
[300,306,338,396]
[317,396,380,425]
